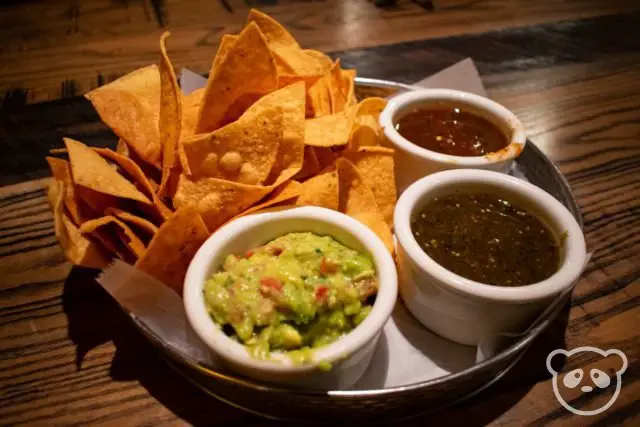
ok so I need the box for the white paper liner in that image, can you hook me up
[98,260,215,367]
[94,59,589,390]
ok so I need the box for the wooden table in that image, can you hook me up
[1,1,638,425]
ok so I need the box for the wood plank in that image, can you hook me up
[0,5,639,426]
[1,0,638,105]
[2,11,640,187]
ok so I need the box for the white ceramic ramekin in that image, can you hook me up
[380,89,526,194]
[184,207,397,389]
[394,169,586,346]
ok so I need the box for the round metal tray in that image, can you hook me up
[133,78,582,424]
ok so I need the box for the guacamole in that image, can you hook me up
[203,232,378,361]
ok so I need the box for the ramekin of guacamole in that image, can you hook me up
[203,232,378,362]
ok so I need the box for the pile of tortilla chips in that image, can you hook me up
[46,9,395,294]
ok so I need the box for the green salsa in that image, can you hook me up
[203,232,377,362]
[411,194,560,286]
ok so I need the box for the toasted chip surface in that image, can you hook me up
[345,147,396,227]
[259,82,306,185]
[47,180,110,268]
[65,138,151,204]
[46,157,84,225]
[212,34,238,72]
[105,207,159,236]
[93,147,172,221]
[247,9,299,48]
[349,115,382,149]
[296,166,339,211]
[158,32,182,199]
[294,146,322,181]
[181,88,204,138]
[304,106,357,147]
[85,65,162,166]
[307,73,333,117]
[136,207,210,293]
[183,106,284,184]
[196,22,278,133]
[337,158,394,254]
[173,175,273,232]
[80,216,147,261]
[229,180,301,222]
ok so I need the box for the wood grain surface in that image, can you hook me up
[1,1,639,426]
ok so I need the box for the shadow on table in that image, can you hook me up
[62,266,571,426]
[62,267,263,426]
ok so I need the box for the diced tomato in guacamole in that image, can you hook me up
[203,232,377,360]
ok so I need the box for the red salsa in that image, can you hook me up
[395,105,509,157]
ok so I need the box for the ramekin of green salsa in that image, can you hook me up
[183,207,397,389]
[395,169,586,347]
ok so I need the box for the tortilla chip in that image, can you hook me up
[345,147,396,227]
[275,56,295,75]
[196,22,278,133]
[258,82,306,185]
[306,60,347,117]
[356,97,387,117]
[93,147,172,220]
[116,139,162,190]
[247,9,299,48]
[302,50,334,70]
[73,186,129,217]
[180,89,204,140]
[336,158,394,254]
[213,34,238,72]
[157,32,183,199]
[174,175,273,232]
[116,139,130,156]
[74,213,127,260]
[278,74,319,89]
[135,206,210,294]
[313,146,343,170]
[294,146,321,181]
[80,216,147,261]
[64,138,151,204]
[351,211,394,254]
[304,106,357,147]
[348,98,387,149]
[272,46,332,78]
[306,73,332,118]
[183,88,204,108]
[296,167,339,211]
[228,180,301,222]
[47,180,110,268]
[46,157,84,225]
[85,65,162,166]
[329,60,348,113]
[183,106,283,184]
[349,115,382,149]
[105,207,159,237]
[341,68,357,107]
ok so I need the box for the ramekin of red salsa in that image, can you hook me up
[379,89,526,194]
[394,169,586,346]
